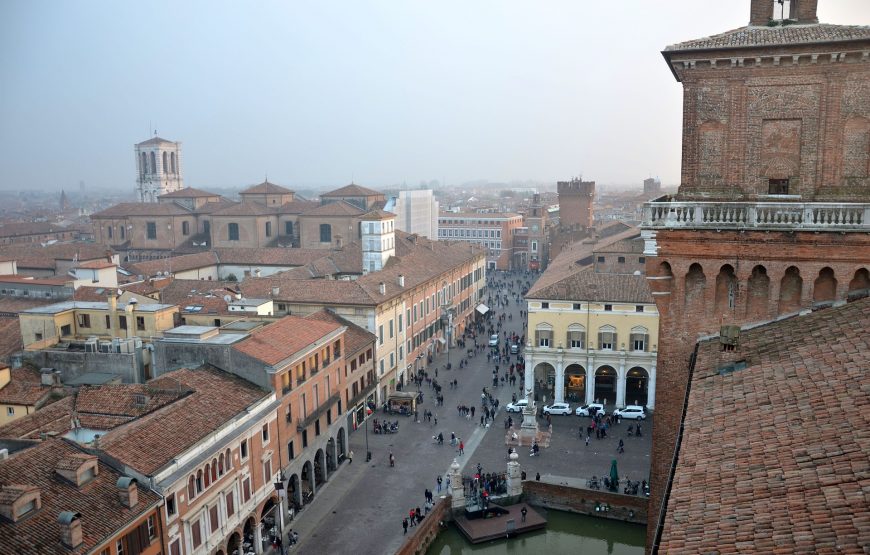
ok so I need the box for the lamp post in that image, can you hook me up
[365,406,371,462]
[274,474,286,555]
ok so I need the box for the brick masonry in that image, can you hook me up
[522,480,648,526]
[394,496,452,555]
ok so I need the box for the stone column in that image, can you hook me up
[449,459,465,510]
[585,355,596,405]
[554,359,565,404]
[506,451,522,497]
[254,523,263,554]
[647,362,657,410]
[616,359,627,408]
[524,346,534,400]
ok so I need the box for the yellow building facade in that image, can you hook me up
[524,268,658,410]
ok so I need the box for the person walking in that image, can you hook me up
[348,450,354,464]
[402,517,408,535]
[437,475,443,493]
[521,506,528,522]
[585,435,590,447]
[459,440,464,455]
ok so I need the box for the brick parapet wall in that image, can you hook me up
[522,480,648,526]
[394,496,452,555]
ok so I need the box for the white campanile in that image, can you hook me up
[134,136,184,202]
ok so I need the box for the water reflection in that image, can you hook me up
[427,510,645,555]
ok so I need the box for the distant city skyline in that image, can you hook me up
[1,0,868,192]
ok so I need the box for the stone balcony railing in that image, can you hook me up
[642,200,870,232]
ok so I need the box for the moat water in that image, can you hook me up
[426,510,645,555]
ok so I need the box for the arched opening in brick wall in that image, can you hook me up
[813,267,838,302]
[778,266,803,314]
[714,264,738,314]
[746,265,770,319]
[626,367,650,407]
[565,363,585,403]
[684,263,707,316]
[594,366,617,406]
[849,268,870,293]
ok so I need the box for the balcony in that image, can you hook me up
[348,381,377,408]
[296,393,341,432]
[642,200,870,232]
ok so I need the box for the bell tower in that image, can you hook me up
[135,136,184,202]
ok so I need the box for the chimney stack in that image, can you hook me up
[58,512,83,549]
[116,477,139,508]
[397,274,405,288]
[749,0,773,25]
[795,0,819,23]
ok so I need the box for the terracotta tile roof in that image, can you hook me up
[361,209,396,220]
[70,286,116,302]
[213,247,333,267]
[0,396,74,440]
[665,23,870,52]
[0,319,23,361]
[593,236,645,254]
[279,199,319,214]
[658,297,870,554]
[76,260,115,270]
[0,438,162,555]
[0,243,115,269]
[240,180,294,195]
[0,222,68,238]
[305,309,375,356]
[321,183,383,197]
[233,315,343,366]
[98,366,268,475]
[0,298,57,315]
[126,251,218,277]
[120,278,171,298]
[438,212,522,219]
[157,187,220,198]
[91,202,190,218]
[192,198,238,215]
[74,384,188,419]
[0,378,51,406]
[209,200,280,217]
[137,136,175,145]
[526,266,653,303]
[527,227,640,297]
[240,277,375,305]
[301,200,365,217]
[178,294,231,315]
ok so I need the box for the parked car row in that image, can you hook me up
[506,399,648,419]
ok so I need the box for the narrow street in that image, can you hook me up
[286,270,650,554]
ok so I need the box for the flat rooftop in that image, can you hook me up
[21,301,176,314]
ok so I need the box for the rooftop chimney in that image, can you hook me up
[58,512,83,549]
[379,282,386,295]
[116,477,139,508]
[749,0,773,25]
[397,274,405,288]
[795,0,818,23]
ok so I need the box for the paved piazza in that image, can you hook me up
[288,272,652,555]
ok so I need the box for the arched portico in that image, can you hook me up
[326,438,337,474]
[594,365,617,407]
[314,448,327,486]
[625,367,650,406]
[336,427,347,460]
[565,363,585,403]
[533,362,555,403]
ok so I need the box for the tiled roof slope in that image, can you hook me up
[137,136,174,145]
[665,23,870,52]
[0,318,24,360]
[321,183,383,197]
[126,251,218,277]
[301,200,365,217]
[526,266,653,303]
[158,187,220,198]
[91,202,190,218]
[0,438,161,555]
[74,384,188,419]
[240,181,294,195]
[527,227,640,297]
[0,367,51,406]
[305,309,375,356]
[658,297,870,553]
[0,396,74,440]
[233,315,343,366]
[98,366,267,475]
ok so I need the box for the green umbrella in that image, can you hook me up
[609,459,619,491]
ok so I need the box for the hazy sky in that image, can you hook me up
[2,1,869,192]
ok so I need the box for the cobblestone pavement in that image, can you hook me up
[286,272,652,555]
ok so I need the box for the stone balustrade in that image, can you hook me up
[643,200,870,231]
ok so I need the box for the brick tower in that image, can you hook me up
[557,178,594,230]
[643,1,870,550]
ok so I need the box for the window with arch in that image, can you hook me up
[188,476,196,500]
[170,151,176,174]
[211,459,217,482]
[320,223,332,243]
[162,151,168,173]
[218,453,224,476]
[225,448,232,469]
[140,152,147,174]
[630,326,649,352]
[228,223,240,241]
[150,151,157,173]
[265,221,272,237]
[182,221,190,236]
[567,324,585,349]
[204,464,211,488]
[107,226,113,239]
[535,323,553,348]
[195,470,203,494]
[598,325,617,350]
[284,221,294,236]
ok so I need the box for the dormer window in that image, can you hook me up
[55,454,99,487]
[0,484,41,522]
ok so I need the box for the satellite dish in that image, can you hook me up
[223,295,232,303]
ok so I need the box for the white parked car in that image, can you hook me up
[575,403,605,417]
[543,402,571,416]
[510,343,519,354]
[506,399,528,413]
[614,405,647,420]
[488,334,499,347]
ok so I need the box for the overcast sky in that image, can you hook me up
[1,1,869,192]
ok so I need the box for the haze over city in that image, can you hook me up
[2,0,869,192]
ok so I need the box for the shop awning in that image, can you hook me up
[476,303,490,315]
[436,337,447,345]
